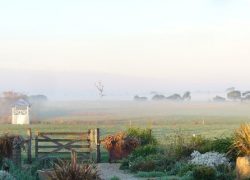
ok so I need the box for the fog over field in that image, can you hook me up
[29,100,250,122]
[0,0,250,134]
[0,68,244,101]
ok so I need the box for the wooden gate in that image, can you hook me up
[34,129,100,162]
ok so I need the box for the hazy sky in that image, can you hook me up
[0,0,250,99]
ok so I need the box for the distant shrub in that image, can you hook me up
[127,128,157,145]
[193,166,216,180]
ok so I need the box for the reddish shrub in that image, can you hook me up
[102,132,139,162]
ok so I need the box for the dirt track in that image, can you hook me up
[97,163,141,180]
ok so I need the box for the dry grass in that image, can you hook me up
[236,156,250,180]
[231,124,250,156]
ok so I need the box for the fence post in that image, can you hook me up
[95,128,100,163]
[27,128,32,164]
[149,129,152,137]
[71,149,77,171]
[12,137,22,168]
[35,131,38,159]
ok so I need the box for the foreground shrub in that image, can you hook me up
[0,170,15,180]
[110,176,120,180]
[120,144,169,172]
[129,156,156,172]
[135,171,166,177]
[165,132,207,160]
[0,134,25,167]
[167,162,197,177]
[190,151,230,167]
[0,134,16,161]
[215,164,235,180]
[128,153,176,172]
[230,123,250,156]
[130,144,158,158]
[52,160,100,180]
[193,166,216,180]
[127,128,157,145]
[199,137,233,154]
[102,132,140,162]
[4,159,36,180]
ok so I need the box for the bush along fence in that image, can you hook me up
[2,128,101,168]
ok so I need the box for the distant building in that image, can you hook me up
[12,99,31,125]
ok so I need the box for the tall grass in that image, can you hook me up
[231,123,250,156]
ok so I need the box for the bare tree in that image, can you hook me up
[95,81,104,97]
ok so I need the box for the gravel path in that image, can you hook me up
[97,163,142,180]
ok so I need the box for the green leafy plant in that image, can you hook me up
[166,132,207,159]
[135,171,166,177]
[193,166,216,180]
[199,137,233,154]
[215,164,235,180]
[0,170,15,180]
[129,156,156,172]
[127,128,157,145]
[3,159,36,180]
[110,176,120,180]
[130,144,158,158]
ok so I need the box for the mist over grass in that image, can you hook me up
[1,100,250,140]
[33,100,250,121]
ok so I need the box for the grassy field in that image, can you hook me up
[1,100,250,165]
[1,100,250,140]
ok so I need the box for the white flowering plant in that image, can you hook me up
[190,151,230,167]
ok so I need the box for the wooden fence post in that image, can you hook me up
[35,131,39,159]
[95,128,100,163]
[12,137,22,168]
[149,129,152,137]
[71,149,77,171]
[27,128,32,163]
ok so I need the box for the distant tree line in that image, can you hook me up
[134,91,191,102]
[213,87,250,102]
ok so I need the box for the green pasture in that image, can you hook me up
[1,101,250,163]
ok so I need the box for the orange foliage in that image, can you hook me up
[102,132,139,163]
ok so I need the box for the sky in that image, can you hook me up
[0,0,250,99]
